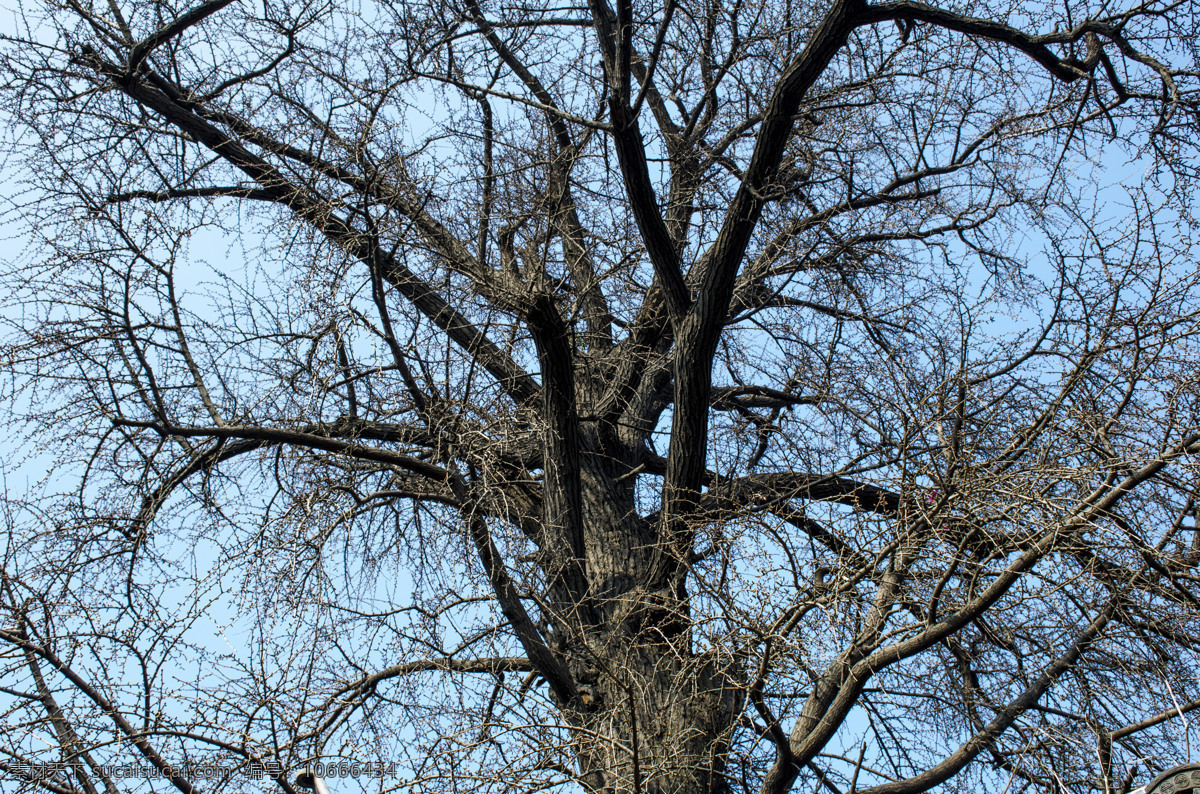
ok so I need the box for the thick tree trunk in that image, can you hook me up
[573,644,745,794]
[546,456,745,794]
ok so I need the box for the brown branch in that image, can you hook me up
[125,0,237,75]
[1111,696,1200,740]
[105,186,276,203]
[448,477,583,710]
[586,0,691,325]
[659,0,863,554]
[76,51,540,406]
[525,294,592,614]
[0,630,200,794]
[767,433,1200,790]
[19,617,109,794]
[854,599,1119,794]
[862,2,1101,82]
[330,656,533,701]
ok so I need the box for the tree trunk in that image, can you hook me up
[544,453,746,794]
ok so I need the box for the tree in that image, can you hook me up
[0,0,1199,790]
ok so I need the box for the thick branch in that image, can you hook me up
[78,52,539,405]
[587,0,691,324]
[125,0,236,74]
[659,0,863,548]
[863,2,1102,82]
[526,294,591,614]
[855,599,1119,794]
[449,478,582,709]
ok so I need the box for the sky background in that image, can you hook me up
[0,0,1198,791]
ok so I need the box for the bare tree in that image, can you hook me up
[0,0,1199,791]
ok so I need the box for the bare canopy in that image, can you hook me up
[1,0,1199,791]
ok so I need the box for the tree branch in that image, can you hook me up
[125,0,237,75]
